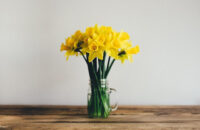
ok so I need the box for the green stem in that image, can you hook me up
[85,53,111,118]
[79,51,88,63]
[86,53,96,89]
[105,59,115,78]
[106,56,111,73]
[91,62,99,84]
[93,58,97,73]
[102,52,106,79]
[98,59,102,79]
[79,52,93,81]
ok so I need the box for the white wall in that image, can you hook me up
[0,0,200,105]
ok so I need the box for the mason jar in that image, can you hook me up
[87,79,118,118]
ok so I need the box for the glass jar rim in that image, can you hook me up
[89,79,108,86]
[89,78,107,81]
[89,79,109,87]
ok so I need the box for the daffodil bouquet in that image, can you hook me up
[60,24,139,118]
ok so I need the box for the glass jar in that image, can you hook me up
[87,79,118,118]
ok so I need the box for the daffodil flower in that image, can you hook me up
[60,24,139,63]
[117,45,140,63]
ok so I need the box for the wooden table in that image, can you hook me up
[0,105,200,130]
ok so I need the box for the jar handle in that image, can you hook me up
[110,88,118,112]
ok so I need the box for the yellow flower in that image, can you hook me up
[60,30,85,60]
[105,30,139,63]
[60,24,139,63]
[117,44,140,63]
[105,31,127,59]
[126,45,140,54]
[60,38,77,60]
[118,31,130,41]
[60,42,68,51]
[87,38,104,62]
[72,30,83,40]
[84,25,112,62]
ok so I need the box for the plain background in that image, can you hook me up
[0,0,200,105]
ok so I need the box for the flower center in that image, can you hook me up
[92,45,98,51]
[118,50,126,56]
[74,41,83,52]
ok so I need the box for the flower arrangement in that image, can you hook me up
[60,24,139,118]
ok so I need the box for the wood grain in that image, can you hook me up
[0,105,200,130]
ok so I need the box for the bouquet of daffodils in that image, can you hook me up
[61,24,139,118]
